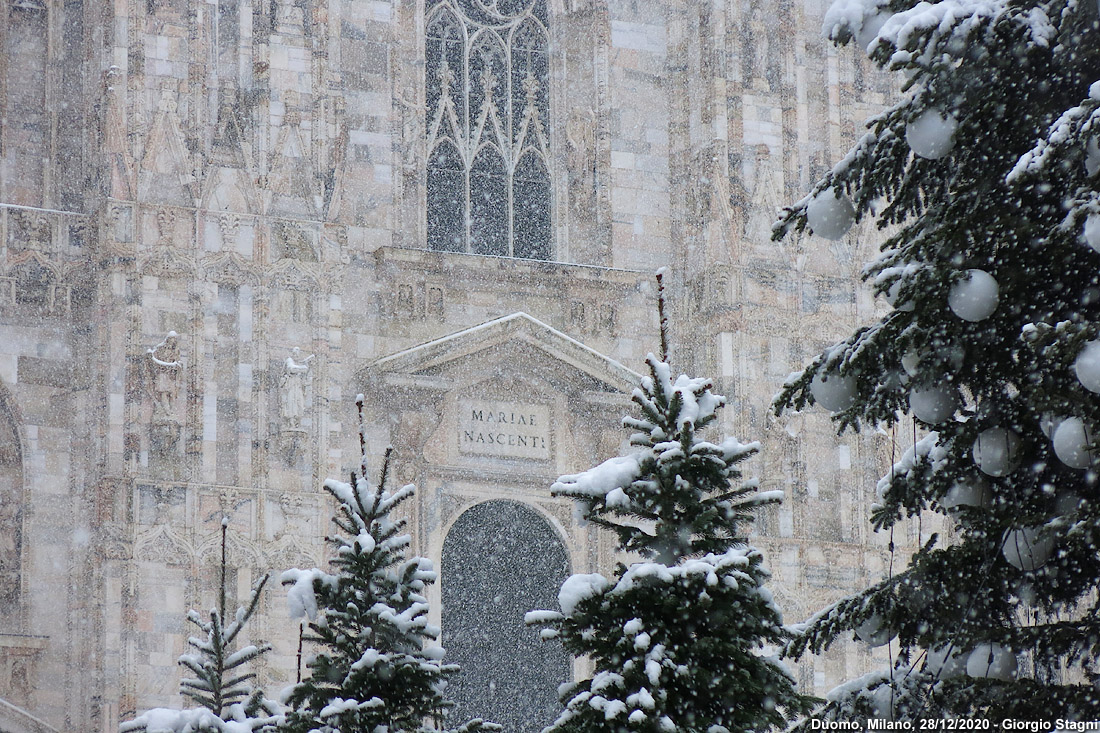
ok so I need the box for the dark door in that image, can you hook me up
[442,500,570,732]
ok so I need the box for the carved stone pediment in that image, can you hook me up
[363,313,639,476]
[366,312,640,396]
[0,691,60,733]
[137,90,196,206]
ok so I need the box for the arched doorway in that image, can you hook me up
[442,500,570,731]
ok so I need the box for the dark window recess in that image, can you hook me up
[427,141,465,253]
[513,151,550,260]
[470,147,508,256]
[442,500,570,732]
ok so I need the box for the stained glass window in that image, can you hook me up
[426,0,552,259]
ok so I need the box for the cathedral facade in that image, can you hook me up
[0,0,925,730]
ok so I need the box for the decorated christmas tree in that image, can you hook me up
[527,272,816,733]
[279,397,498,733]
[773,0,1100,721]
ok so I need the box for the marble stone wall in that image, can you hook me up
[0,0,941,729]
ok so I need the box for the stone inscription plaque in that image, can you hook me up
[458,401,550,460]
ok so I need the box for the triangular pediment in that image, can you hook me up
[366,313,641,395]
[266,121,319,218]
[210,98,250,168]
[138,91,195,206]
[201,166,261,215]
[0,697,60,733]
[133,524,194,567]
[104,85,136,200]
[266,258,320,291]
[747,145,797,266]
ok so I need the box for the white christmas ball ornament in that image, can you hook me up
[855,614,894,647]
[1074,340,1100,392]
[1052,417,1094,469]
[901,350,921,377]
[1002,527,1055,572]
[909,384,959,424]
[924,643,966,679]
[966,643,1017,681]
[906,110,959,160]
[972,427,1020,477]
[948,269,999,322]
[941,477,993,511]
[806,188,856,240]
[810,371,857,412]
[1084,214,1100,254]
[884,280,915,311]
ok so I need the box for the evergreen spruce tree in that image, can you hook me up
[527,273,816,733]
[121,521,279,733]
[773,0,1100,722]
[279,397,498,733]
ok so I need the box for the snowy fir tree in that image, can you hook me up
[121,521,280,733]
[526,273,816,733]
[772,0,1100,722]
[279,396,498,733]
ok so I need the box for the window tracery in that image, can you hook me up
[426,0,551,259]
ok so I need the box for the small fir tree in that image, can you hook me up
[121,521,279,733]
[279,397,498,733]
[773,0,1100,723]
[527,273,817,733]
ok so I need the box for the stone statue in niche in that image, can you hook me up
[280,347,314,430]
[147,331,182,421]
[566,109,596,186]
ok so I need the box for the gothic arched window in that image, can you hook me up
[426,0,552,259]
